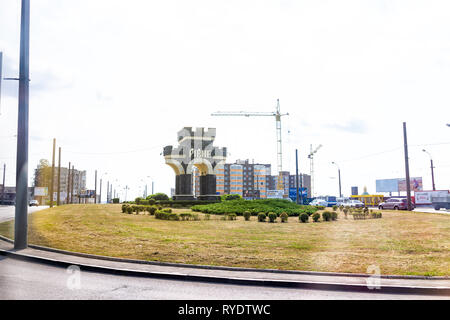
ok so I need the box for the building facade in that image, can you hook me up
[198,159,312,199]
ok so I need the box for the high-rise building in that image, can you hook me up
[192,159,311,199]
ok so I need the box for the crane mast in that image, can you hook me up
[307,144,322,197]
[211,99,288,191]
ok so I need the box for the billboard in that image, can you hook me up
[376,177,423,193]
[34,187,48,196]
[414,190,449,204]
[376,179,399,193]
[266,190,284,199]
[351,186,358,196]
[288,188,307,202]
[398,177,422,192]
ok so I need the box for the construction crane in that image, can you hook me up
[307,144,322,197]
[211,99,289,176]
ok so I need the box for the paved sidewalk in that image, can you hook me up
[0,238,449,295]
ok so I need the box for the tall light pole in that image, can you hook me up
[422,149,436,191]
[99,172,107,204]
[14,0,31,250]
[331,162,342,198]
[403,122,413,211]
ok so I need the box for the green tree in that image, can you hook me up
[147,193,169,201]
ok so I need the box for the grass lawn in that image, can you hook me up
[0,204,449,276]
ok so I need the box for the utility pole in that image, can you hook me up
[331,162,342,198]
[57,147,61,206]
[94,170,97,204]
[49,138,56,207]
[14,0,30,250]
[422,149,436,191]
[403,122,412,211]
[67,162,71,204]
[106,181,109,203]
[295,149,299,204]
[71,165,74,204]
[1,163,5,205]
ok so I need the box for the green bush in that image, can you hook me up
[140,199,149,205]
[331,211,338,221]
[322,211,331,222]
[112,198,120,204]
[148,199,156,205]
[268,212,277,223]
[147,193,169,201]
[299,213,309,223]
[121,204,128,213]
[162,208,172,213]
[221,194,242,201]
[135,206,142,215]
[126,206,133,214]
[312,212,320,222]
[258,212,267,222]
[227,213,237,221]
[280,212,288,223]
[243,211,251,221]
[332,205,338,211]
[190,199,319,217]
[316,205,326,210]
[135,197,143,204]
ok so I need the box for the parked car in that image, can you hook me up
[309,199,328,207]
[378,198,414,210]
[29,200,39,207]
[342,200,364,208]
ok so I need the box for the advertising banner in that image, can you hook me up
[288,188,307,201]
[34,187,48,197]
[415,190,449,204]
[398,177,423,192]
[376,179,399,193]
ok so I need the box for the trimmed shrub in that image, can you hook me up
[322,211,331,222]
[299,213,309,223]
[112,198,120,204]
[332,205,338,211]
[135,197,143,204]
[148,199,156,205]
[258,212,267,222]
[180,213,192,221]
[312,212,320,222]
[162,208,172,213]
[343,207,349,219]
[280,212,288,223]
[126,206,133,214]
[331,211,338,221]
[316,205,326,210]
[227,213,237,221]
[268,212,277,223]
[140,200,149,205]
[135,206,142,215]
[121,204,128,213]
[243,211,251,221]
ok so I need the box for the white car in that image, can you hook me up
[341,200,364,208]
[29,200,39,207]
[309,199,328,207]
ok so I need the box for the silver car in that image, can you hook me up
[342,200,364,208]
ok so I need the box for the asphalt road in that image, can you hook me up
[0,257,447,300]
[0,205,49,223]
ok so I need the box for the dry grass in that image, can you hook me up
[0,204,449,276]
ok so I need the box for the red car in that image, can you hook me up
[378,198,415,210]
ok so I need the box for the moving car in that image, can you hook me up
[309,199,328,207]
[29,200,39,207]
[378,198,414,210]
[341,200,364,208]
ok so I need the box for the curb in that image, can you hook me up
[1,248,449,296]
[0,235,447,281]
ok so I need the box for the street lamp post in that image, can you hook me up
[331,162,342,198]
[14,0,30,250]
[99,172,107,204]
[422,149,436,191]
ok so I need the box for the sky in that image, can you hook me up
[0,0,449,201]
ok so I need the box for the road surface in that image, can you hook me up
[0,257,447,300]
[0,205,49,223]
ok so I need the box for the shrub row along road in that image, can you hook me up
[0,205,49,223]
[0,256,446,300]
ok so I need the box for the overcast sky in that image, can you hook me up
[1,0,449,201]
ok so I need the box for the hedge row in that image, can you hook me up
[191,199,319,216]
[155,211,201,221]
